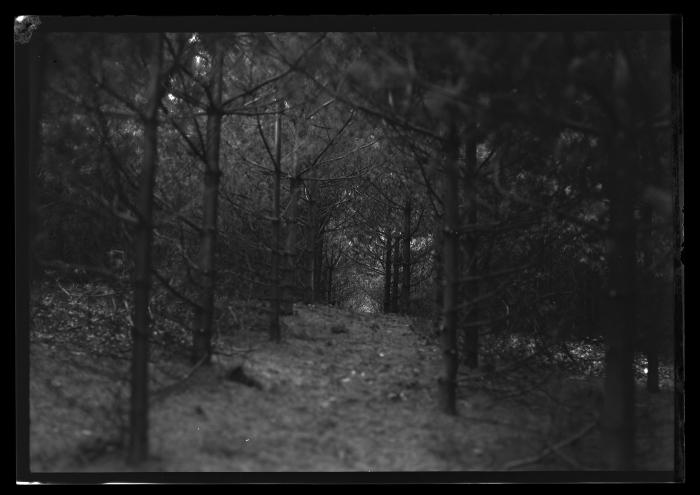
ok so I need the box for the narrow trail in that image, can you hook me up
[30,304,513,471]
[29,302,673,472]
[147,305,497,471]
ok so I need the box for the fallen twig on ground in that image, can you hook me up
[501,421,597,470]
[150,355,208,404]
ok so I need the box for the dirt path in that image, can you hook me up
[29,303,674,473]
[146,305,498,471]
[30,305,513,471]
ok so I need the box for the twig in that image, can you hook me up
[56,280,73,297]
[39,259,122,283]
[501,421,597,470]
[150,355,208,404]
[551,444,590,470]
[151,268,202,311]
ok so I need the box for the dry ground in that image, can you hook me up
[27,283,676,474]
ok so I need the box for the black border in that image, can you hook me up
[21,14,673,33]
[15,13,684,485]
[20,470,679,484]
[669,13,686,484]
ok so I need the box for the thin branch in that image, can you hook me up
[296,65,446,143]
[501,421,597,470]
[150,355,208,404]
[300,110,356,175]
[151,268,202,311]
[166,114,206,162]
[256,112,278,170]
[315,139,377,167]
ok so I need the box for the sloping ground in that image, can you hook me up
[28,298,675,473]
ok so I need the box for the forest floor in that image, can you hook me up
[27,281,676,473]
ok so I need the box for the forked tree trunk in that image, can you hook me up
[400,198,412,314]
[383,231,392,313]
[269,100,283,342]
[439,124,460,415]
[462,133,479,368]
[128,33,163,465]
[192,39,224,364]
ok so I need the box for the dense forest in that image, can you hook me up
[17,17,683,480]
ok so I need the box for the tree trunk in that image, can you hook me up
[192,39,224,364]
[128,34,163,466]
[269,100,283,342]
[600,45,638,471]
[327,263,333,305]
[462,133,479,368]
[302,185,315,305]
[383,230,392,313]
[391,235,400,313]
[281,175,302,315]
[439,124,460,415]
[307,181,319,304]
[601,138,637,470]
[400,198,412,314]
[432,219,444,336]
[302,223,313,305]
[640,204,659,393]
[314,228,324,304]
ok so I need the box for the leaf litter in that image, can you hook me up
[28,283,674,472]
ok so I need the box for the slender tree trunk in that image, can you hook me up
[639,125,662,394]
[269,100,283,342]
[601,134,637,470]
[640,205,660,393]
[439,124,460,415]
[302,221,314,305]
[327,263,333,305]
[314,227,324,303]
[128,34,163,466]
[432,218,444,336]
[307,181,319,304]
[481,233,496,334]
[646,344,660,393]
[302,181,315,305]
[601,45,638,471]
[192,39,224,364]
[400,198,412,314]
[462,133,479,368]
[391,235,400,312]
[281,175,302,315]
[601,136,637,470]
[383,230,393,313]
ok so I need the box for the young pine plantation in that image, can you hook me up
[21,30,680,475]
